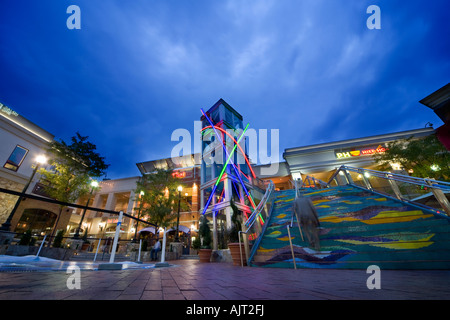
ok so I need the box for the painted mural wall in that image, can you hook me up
[251,186,450,269]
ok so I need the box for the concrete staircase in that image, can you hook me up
[250,185,450,269]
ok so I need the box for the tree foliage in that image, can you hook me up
[227,199,242,244]
[198,215,212,249]
[38,132,108,203]
[46,132,109,177]
[372,133,450,181]
[37,132,109,243]
[38,162,91,204]
[135,169,187,230]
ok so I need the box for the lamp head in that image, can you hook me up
[35,155,47,165]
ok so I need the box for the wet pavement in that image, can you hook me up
[0,258,449,302]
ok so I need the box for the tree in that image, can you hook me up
[47,132,109,177]
[38,132,109,246]
[372,133,450,181]
[198,215,212,249]
[135,169,187,235]
[53,230,65,248]
[227,199,242,244]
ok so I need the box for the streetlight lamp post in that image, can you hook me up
[74,180,99,239]
[175,185,182,242]
[0,155,47,231]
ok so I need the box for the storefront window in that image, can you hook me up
[3,145,28,172]
[15,208,56,235]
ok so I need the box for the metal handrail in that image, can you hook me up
[328,166,450,189]
[327,165,450,217]
[244,180,275,228]
[239,180,276,267]
[286,221,296,269]
[303,176,329,189]
[286,191,299,269]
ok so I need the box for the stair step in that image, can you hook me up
[69,252,130,261]
[180,255,199,260]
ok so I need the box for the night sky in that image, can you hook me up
[0,1,449,179]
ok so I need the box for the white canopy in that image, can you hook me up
[167,225,191,233]
[138,226,156,234]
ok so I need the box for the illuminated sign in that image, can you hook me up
[172,169,195,179]
[172,171,186,178]
[335,145,386,159]
[0,102,19,117]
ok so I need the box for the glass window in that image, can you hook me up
[15,208,57,235]
[4,145,29,172]
[211,107,220,124]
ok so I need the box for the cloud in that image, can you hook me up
[230,36,273,80]
[0,0,448,179]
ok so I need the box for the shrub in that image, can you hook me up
[53,230,65,248]
[18,230,32,246]
[198,215,211,249]
[192,236,201,250]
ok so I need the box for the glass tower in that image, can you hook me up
[200,99,254,250]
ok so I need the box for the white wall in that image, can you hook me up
[0,113,53,186]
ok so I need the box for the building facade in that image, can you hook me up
[282,127,435,184]
[0,102,68,237]
[0,85,445,252]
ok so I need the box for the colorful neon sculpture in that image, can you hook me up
[215,123,249,187]
[200,125,257,179]
[201,109,256,216]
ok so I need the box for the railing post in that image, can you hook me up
[360,170,373,191]
[241,220,249,264]
[93,238,102,262]
[137,238,142,263]
[385,173,403,200]
[426,180,450,216]
[109,210,123,263]
[35,235,47,258]
[286,225,297,269]
[335,170,349,186]
[344,169,354,185]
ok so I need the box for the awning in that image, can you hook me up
[138,226,156,234]
[167,225,191,234]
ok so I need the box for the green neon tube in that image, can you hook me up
[215,123,249,187]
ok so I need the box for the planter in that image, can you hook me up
[198,249,212,263]
[228,243,247,266]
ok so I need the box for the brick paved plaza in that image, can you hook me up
[0,259,449,301]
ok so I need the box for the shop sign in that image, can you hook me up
[172,171,186,178]
[335,145,386,159]
[0,102,19,117]
[172,170,194,179]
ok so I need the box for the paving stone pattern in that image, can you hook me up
[0,259,449,301]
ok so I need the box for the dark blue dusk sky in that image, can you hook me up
[1,1,449,179]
